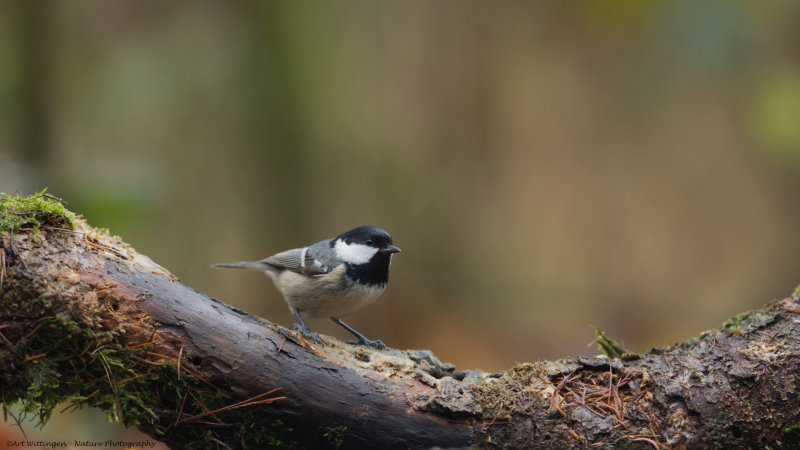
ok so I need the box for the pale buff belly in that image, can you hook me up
[269,266,385,318]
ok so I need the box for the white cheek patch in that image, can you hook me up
[334,239,379,264]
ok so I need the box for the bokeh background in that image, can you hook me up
[2,1,800,446]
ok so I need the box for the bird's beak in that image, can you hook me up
[381,245,401,254]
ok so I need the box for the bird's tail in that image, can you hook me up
[212,261,271,271]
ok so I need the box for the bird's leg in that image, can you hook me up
[331,317,386,350]
[291,309,322,345]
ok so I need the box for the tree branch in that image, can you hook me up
[2,217,800,448]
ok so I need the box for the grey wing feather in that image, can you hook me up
[263,241,335,277]
[303,239,341,276]
[262,248,305,271]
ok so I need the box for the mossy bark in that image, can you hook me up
[2,220,800,448]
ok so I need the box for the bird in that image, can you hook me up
[213,225,400,349]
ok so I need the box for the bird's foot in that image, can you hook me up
[348,337,386,350]
[291,323,323,345]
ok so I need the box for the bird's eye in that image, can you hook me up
[366,239,373,246]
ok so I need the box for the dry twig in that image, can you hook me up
[2,388,28,440]
[177,388,285,424]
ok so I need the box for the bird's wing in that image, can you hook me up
[262,245,333,277]
[303,241,339,276]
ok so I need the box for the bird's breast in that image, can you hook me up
[272,266,386,318]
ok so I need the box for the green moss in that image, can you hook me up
[251,420,293,447]
[0,189,77,239]
[784,422,800,434]
[719,313,748,335]
[589,329,627,359]
[1,318,183,430]
[2,317,185,431]
[1,315,293,447]
[792,283,800,299]
[323,425,348,449]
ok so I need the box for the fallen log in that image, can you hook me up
[2,192,800,448]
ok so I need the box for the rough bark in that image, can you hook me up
[2,221,800,449]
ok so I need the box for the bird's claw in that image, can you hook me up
[291,323,323,345]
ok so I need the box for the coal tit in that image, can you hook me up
[214,225,400,349]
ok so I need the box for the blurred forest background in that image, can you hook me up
[2,1,800,446]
